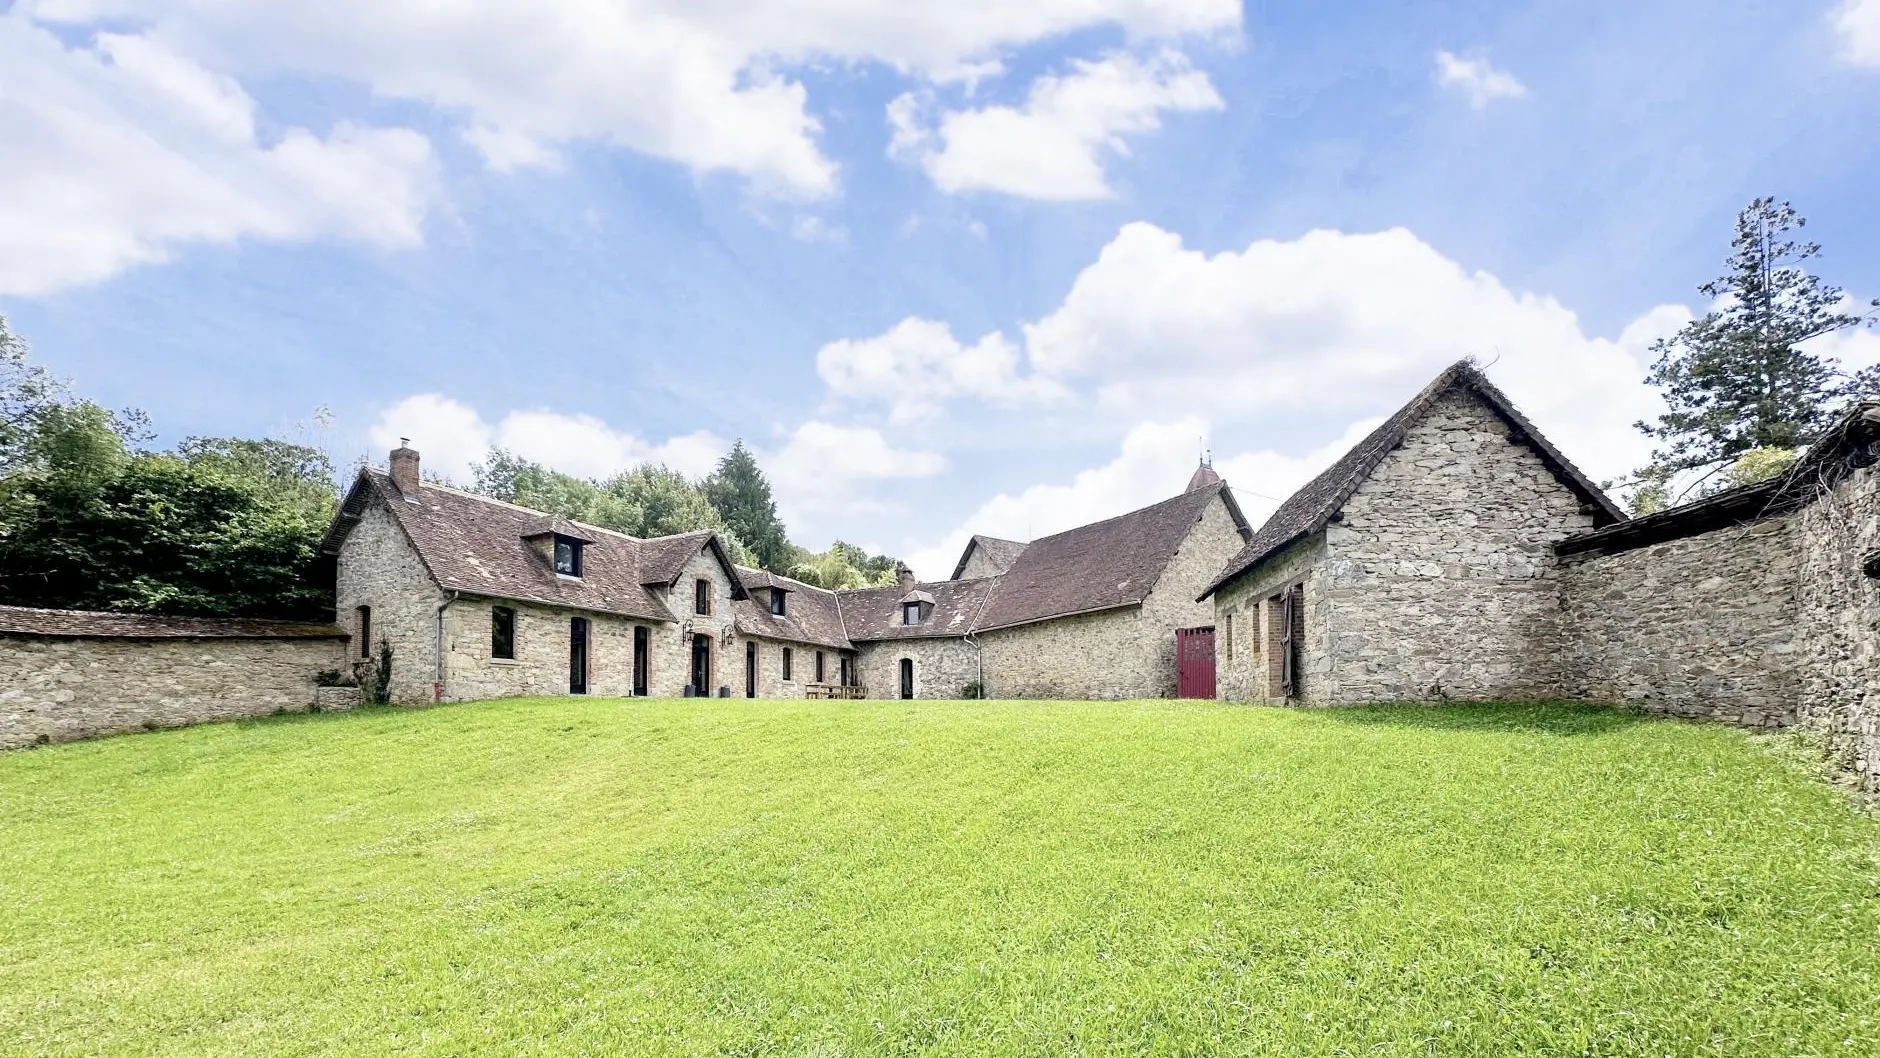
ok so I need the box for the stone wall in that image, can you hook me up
[1796,462,1880,790]
[742,637,851,698]
[978,490,1247,700]
[957,548,1010,581]
[1558,519,1802,726]
[441,597,667,700]
[855,637,981,699]
[1214,535,1331,704]
[1,634,345,749]
[334,496,444,704]
[1322,388,1597,702]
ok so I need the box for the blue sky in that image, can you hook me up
[3,0,1878,576]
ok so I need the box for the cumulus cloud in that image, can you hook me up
[900,415,1383,580]
[1016,222,1685,484]
[1836,0,1880,66]
[0,14,436,296]
[367,395,727,484]
[889,50,1222,199]
[1434,50,1529,108]
[816,317,1068,422]
[764,421,948,529]
[21,0,1241,203]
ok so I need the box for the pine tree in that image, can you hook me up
[1634,197,1877,497]
[703,440,791,573]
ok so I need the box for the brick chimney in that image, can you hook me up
[896,563,917,594]
[389,439,420,497]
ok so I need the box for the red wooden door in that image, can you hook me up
[1176,627,1217,699]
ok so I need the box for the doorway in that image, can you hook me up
[691,634,712,697]
[569,617,589,695]
[899,657,914,699]
[632,626,649,697]
[745,641,757,698]
[1175,626,1216,699]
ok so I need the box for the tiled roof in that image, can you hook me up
[0,605,347,639]
[327,471,703,623]
[948,535,1030,580]
[975,482,1245,632]
[841,577,1000,641]
[1200,360,1625,600]
[733,567,852,650]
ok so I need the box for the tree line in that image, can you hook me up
[0,323,898,619]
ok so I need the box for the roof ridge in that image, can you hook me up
[1026,481,1221,545]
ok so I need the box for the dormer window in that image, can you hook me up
[553,535,583,577]
[904,602,922,626]
[770,590,787,616]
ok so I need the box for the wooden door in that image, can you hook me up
[899,658,914,699]
[691,634,711,697]
[1176,627,1216,699]
[632,626,649,697]
[745,641,757,698]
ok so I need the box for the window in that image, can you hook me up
[770,590,787,616]
[491,606,516,660]
[553,535,583,577]
[903,602,922,626]
[694,578,712,615]
[356,605,371,658]
[1223,613,1233,659]
[783,647,794,681]
[815,651,825,683]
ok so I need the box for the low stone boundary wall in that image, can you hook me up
[0,606,350,750]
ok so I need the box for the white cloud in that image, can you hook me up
[900,415,1383,580]
[889,50,1222,199]
[1434,50,1529,109]
[765,420,948,518]
[368,395,727,484]
[0,14,437,296]
[816,316,1068,422]
[1836,0,1880,66]
[23,1,1241,203]
[1015,222,1684,484]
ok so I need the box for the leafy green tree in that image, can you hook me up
[1,316,68,474]
[0,413,335,618]
[787,541,900,590]
[472,450,749,559]
[703,440,791,573]
[1635,197,1877,497]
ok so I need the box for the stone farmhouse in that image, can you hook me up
[321,446,1249,705]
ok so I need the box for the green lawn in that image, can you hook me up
[1,700,1876,1056]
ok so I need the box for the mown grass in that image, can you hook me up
[1,698,1876,1056]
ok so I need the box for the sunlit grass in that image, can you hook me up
[1,698,1876,1056]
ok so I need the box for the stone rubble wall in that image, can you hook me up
[334,496,445,704]
[1796,462,1880,792]
[1322,388,1597,703]
[1214,535,1331,704]
[855,636,981,700]
[978,490,1248,701]
[1557,519,1802,727]
[0,634,346,749]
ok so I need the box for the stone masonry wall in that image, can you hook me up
[1796,461,1880,790]
[335,496,444,704]
[1213,534,1332,704]
[442,597,663,701]
[741,637,850,698]
[0,635,346,749]
[957,548,1010,581]
[1558,519,1802,726]
[855,637,981,699]
[979,490,1247,700]
[1322,388,1598,703]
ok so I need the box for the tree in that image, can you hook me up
[1634,197,1877,498]
[1,316,68,474]
[787,541,900,590]
[0,414,336,618]
[702,440,791,573]
[471,450,749,560]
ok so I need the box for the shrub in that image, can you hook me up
[313,668,357,688]
[960,680,985,700]
[370,639,393,705]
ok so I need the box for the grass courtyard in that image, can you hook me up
[1,699,1877,1056]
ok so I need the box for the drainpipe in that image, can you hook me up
[434,590,459,703]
